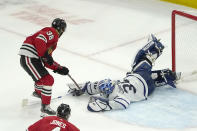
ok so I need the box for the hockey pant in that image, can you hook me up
[20,55,54,104]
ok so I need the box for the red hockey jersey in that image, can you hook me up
[27,116,80,131]
[19,27,61,70]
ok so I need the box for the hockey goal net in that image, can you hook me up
[172,10,197,77]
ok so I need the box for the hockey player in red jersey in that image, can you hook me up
[27,103,80,131]
[19,18,69,116]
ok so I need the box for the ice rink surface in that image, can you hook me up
[0,0,197,130]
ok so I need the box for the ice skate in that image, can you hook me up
[32,91,41,99]
[40,104,56,117]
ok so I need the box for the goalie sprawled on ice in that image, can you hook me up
[69,34,181,112]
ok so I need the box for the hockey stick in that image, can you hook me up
[67,74,81,90]
[22,95,65,107]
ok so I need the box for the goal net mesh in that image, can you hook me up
[172,10,197,75]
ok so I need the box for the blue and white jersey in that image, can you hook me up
[123,73,149,101]
[106,73,149,110]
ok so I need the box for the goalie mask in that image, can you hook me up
[52,18,67,37]
[98,79,115,95]
[57,103,71,120]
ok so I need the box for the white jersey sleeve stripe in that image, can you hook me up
[36,34,47,43]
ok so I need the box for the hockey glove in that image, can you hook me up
[53,66,69,75]
[87,96,112,112]
[42,52,54,65]
[68,88,84,96]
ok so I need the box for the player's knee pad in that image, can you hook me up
[36,74,54,86]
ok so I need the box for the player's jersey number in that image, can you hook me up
[46,31,54,40]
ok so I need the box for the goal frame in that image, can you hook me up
[171,10,197,72]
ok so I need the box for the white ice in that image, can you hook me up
[0,0,197,130]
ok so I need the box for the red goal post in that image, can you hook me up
[171,10,197,72]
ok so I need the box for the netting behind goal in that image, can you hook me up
[172,10,197,76]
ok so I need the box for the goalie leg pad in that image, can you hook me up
[132,60,152,73]
[132,34,164,68]
[145,34,165,56]
[87,96,112,112]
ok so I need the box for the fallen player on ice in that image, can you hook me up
[68,34,181,112]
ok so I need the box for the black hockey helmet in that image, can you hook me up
[52,18,66,37]
[57,103,71,120]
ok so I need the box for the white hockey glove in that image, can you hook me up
[68,88,84,96]
[87,96,112,112]
[67,83,84,96]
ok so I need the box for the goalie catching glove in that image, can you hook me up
[87,96,112,112]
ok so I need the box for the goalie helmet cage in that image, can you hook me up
[171,10,197,73]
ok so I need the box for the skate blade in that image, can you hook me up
[40,112,48,118]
